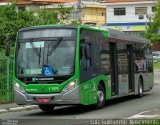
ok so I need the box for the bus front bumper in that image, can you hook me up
[14,86,80,105]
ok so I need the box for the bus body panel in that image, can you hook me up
[14,85,80,105]
[13,25,154,107]
[79,75,112,105]
[148,73,154,90]
[118,74,129,97]
[134,73,140,95]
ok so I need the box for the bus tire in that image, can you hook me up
[138,78,143,98]
[95,84,105,109]
[39,105,55,112]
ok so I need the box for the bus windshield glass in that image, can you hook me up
[16,28,76,77]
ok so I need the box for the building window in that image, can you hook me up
[102,12,104,16]
[114,8,126,16]
[135,7,147,15]
[70,10,80,20]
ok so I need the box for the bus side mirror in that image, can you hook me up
[6,42,10,57]
[5,36,15,57]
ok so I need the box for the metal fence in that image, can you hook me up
[0,57,14,103]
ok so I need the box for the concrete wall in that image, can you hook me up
[104,1,155,33]
[106,2,154,24]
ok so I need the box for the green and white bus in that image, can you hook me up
[10,25,154,112]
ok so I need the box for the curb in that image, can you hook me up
[0,105,39,114]
[0,109,8,113]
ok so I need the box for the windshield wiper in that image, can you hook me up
[47,37,63,56]
[30,41,41,65]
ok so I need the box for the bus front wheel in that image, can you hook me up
[39,105,55,112]
[138,78,143,98]
[95,84,105,109]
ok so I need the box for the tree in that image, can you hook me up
[0,3,72,48]
[36,8,58,25]
[57,4,72,24]
[0,3,36,47]
[146,1,160,43]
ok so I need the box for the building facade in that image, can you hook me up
[0,0,10,5]
[103,0,156,37]
[0,0,106,26]
[71,1,106,26]
[0,0,75,11]
[45,1,106,26]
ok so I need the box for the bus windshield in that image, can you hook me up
[16,36,76,77]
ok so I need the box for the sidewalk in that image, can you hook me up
[0,102,18,109]
[0,102,38,113]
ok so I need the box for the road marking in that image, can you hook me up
[127,109,159,119]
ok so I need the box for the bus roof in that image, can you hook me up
[107,28,150,44]
[19,25,150,44]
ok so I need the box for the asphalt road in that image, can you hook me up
[0,71,160,125]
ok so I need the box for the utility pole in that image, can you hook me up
[78,0,81,24]
[77,0,84,24]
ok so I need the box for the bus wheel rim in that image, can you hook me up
[97,90,104,102]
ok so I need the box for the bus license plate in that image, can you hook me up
[37,98,49,103]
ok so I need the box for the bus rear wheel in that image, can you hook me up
[95,84,105,109]
[138,78,143,98]
[39,105,55,112]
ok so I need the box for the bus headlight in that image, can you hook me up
[14,82,25,92]
[62,80,77,93]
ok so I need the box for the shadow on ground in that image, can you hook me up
[23,93,151,117]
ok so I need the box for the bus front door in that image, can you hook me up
[128,45,135,92]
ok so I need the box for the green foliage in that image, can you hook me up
[153,62,160,69]
[0,3,36,47]
[71,20,80,25]
[146,0,160,43]
[57,4,72,21]
[0,3,72,49]
[36,8,58,25]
